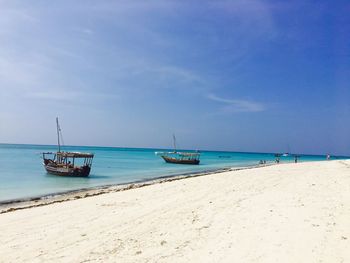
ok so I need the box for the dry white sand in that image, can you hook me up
[0,160,350,263]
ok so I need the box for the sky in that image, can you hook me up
[0,0,349,155]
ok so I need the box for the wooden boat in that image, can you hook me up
[160,152,200,165]
[155,135,200,165]
[42,118,94,177]
[43,151,94,177]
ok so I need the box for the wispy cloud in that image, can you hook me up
[72,27,94,35]
[207,94,265,113]
[25,90,119,102]
[127,64,204,87]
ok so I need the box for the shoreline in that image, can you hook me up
[0,163,274,214]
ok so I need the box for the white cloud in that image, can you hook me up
[128,65,204,87]
[207,93,265,113]
[72,27,94,35]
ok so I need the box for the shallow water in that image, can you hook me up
[0,144,339,202]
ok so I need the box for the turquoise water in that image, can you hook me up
[0,144,343,202]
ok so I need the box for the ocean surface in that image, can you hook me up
[0,144,343,202]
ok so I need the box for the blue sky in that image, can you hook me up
[0,0,349,155]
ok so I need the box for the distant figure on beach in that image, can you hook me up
[326,154,331,160]
[294,156,298,163]
[275,158,280,164]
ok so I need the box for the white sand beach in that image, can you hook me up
[1,160,350,263]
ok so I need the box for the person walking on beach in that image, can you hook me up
[274,154,281,164]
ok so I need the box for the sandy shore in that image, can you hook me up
[0,160,349,262]
[0,166,258,214]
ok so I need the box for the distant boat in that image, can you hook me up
[282,144,291,156]
[42,117,94,177]
[155,135,200,165]
[159,152,200,165]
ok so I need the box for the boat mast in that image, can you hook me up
[173,134,177,153]
[56,117,61,153]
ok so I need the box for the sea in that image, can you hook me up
[0,143,344,202]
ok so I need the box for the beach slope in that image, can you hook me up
[0,160,350,262]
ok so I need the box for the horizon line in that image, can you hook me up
[0,142,346,158]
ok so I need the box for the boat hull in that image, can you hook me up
[44,163,91,177]
[161,156,200,165]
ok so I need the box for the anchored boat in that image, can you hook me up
[155,135,200,165]
[42,118,94,177]
[158,151,200,165]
